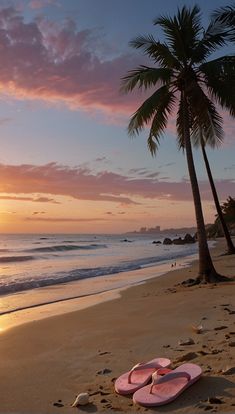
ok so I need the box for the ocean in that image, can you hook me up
[0,233,200,317]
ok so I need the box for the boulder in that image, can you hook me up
[163,238,172,245]
[152,240,162,244]
[173,234,195,244]
[184,233,196,243]
[172,237,184,245]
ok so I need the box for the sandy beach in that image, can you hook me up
[0,239,234,413]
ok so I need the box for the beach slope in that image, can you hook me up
[0,239,234,413]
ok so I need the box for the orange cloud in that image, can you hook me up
[0,195,60,203]
[0,162,234,204]
[24,217,108,222]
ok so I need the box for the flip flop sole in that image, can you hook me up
[133,363,202,406]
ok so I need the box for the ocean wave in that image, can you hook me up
[0,255,34,263]
[26,244,107,253]
[0,248,197,296]
[0,262,140,296]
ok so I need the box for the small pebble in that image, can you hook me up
[178,337,195,346]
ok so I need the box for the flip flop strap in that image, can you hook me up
[128,363,170,384]
[128,362,143,384]
[150,371,191,394]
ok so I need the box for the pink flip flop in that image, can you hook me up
[114,358,171,395]
[133,363,202,406]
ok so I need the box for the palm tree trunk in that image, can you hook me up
[201,140,235,254]
[181,90,222,282]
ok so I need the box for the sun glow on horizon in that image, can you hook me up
[0,190,218,234]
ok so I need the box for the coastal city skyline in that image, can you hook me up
[0,0,234,233]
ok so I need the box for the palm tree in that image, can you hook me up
[121,5,235,283]
[198,131,235,254]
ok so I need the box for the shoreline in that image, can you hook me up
[0,251,198,331]
[0,238,234,413]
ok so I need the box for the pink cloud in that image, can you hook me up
[0,162,234,204]
[0,7,232,135]
[0,7,142,116]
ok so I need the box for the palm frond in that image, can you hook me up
[202,106,223,148]
[120,66,173,94]
[154,5,202,64]
[130,35,181,69]
[188,85,224,148]
[127,85,176,156]
[212,5,235,42]
[212,4,235,25]
[192,14,233,63]
[127,85,169,136]
[148,91,176,155]
[200,55,235,116]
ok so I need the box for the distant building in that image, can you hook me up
[140,227,147,233]
[138,225,160,234]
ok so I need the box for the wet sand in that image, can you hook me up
[0,238,234,413]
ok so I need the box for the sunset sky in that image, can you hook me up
[0,0,234,233]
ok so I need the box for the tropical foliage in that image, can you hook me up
[207,196,235,238]
[220,196,235,224]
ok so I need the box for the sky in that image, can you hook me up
[0,0,234,234]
